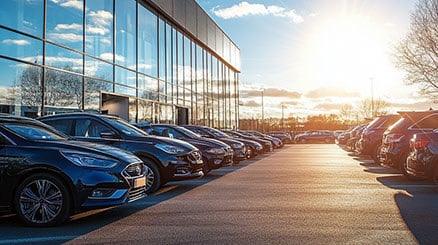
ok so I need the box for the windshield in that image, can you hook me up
[5,123,67,141]
[109,118,148,137]
[177,126,202,138]
[205,127,228,138]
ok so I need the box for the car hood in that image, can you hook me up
[182,137,228,150]
[124,135,198,151]
[217,137,244,147]
[38,140,142,163]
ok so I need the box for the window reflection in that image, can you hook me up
[0,28,43,64]
[0,0,44,37]
[115,66,136,87]
[45,68,83,110]
[115,0,136,68]
[84,78,113,110]
[0,58,42,117]
[85,0,113,61]
[46,0,83,51]
[85,56,113,81]
[138,4,158,77]
[45,43,83,74]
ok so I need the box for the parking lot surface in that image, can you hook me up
[1,144,437,244]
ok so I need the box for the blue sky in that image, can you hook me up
[197,0,429,119]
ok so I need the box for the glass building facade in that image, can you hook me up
[0,0,240,128]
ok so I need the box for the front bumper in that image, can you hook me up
[172,150,204,180]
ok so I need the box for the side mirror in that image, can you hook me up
[100,131,119,139]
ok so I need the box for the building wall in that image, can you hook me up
[0,0,239,129]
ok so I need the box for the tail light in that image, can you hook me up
[385,133,404,143]
[410,137,430,149]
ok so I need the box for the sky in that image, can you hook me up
[196,0,431,119]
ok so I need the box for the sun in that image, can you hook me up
[299,14,391,94]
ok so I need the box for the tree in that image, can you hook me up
[395,0,438,98]
[356,98,389,119]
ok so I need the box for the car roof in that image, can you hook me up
[38,112,119,120]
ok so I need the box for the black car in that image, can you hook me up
[355,114,400,162]
[222,130,273,153]
[138,124,233,173]
[182,125,247,163]
[406,131,438,182]
[241,130,283,149]
[379,110,438,177]
[266,131,292,144]
[0,114,146,227]
[38,113,203,194]
[294,130,335,144]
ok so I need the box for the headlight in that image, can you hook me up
[155,143,185,154]
[231,143,243,148]
[206,147,225,154]
[61,151,119,168]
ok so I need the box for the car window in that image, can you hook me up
[153,126,184,139]
[75,119,114,138]
[412,114,438,129]
[4,124,65,141]
[44,119,73,135]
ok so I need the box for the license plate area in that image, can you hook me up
[134,177,146,188]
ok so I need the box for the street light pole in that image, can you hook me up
[261,89,264,132]
[370,77,374,118]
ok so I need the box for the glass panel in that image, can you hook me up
[138,99,153,122]
[45,68,83,111]
[47,0,83,51]
[177,30,183,94]
[138,4,158,76]
[84,77,113,111]
[138,74,157,92]
[46,43,83,74]
[115,84,136,97]
[158,18,166,79]
[85,0,113,61]
[129,97,136,123]
[184,36,192,94]
[0,58,42,117]
[115,0,136,68]
[0,0,44,37]
[0,28,43,64]
[158,80,166,98]
[115,66,136,87]
[85,56,113,81]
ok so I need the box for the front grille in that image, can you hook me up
[123,162,145,179]
[187,150,202,163]
[129,187,146,202]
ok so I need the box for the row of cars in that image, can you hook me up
[337,110,438,183]
[0,112,288,227]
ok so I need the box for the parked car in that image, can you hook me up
[266,131,293,144]
[218,130,264,158]
[38,113,203,194]
[355,114,400,162]
[241,130,283,149]
[379,110,438,177]
[294,130,335,144]
[222,130,273,153]
[137,124,233,173]
[406,131,438,182]
[182,125,247,163]
[346,124,367,152]
[0,114,146,227]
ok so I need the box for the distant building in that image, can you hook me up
[0,0,240,128]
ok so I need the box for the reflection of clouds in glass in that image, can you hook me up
[100,53,124,62]
[49,0,83,11]
[136,64,152,70]
[88,10,112,27]
[21,55,43,64]
[45,56,82,69]
[84,64,98,76]
[2,39,31,45]
[54,23,82,31]
[48,33,83,42]
[87,26,108,35]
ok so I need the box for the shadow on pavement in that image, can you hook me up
[377,176,438,244]
[0,154,267,244]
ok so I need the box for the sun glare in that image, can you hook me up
[301,14,391,94]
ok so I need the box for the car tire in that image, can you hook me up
[15,173,71,227]
[202,157,211,174]
[142,159,161,194]
[371,145,381,164]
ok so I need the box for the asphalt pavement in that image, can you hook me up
[1,144,437,244]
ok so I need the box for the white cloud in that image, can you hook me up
[212,1,304,23]
[100,53,125,63]
[60,0,83,11]
[86,26,109,35]
[88,10,113,26]
[2,39,30,45]
[48,32,83,42]
[55,23,82,32]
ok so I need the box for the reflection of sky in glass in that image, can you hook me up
[115,66,136,87]
[47,0,83,51]
[86,0,113,61]
[0,28,43,64]
[115,0,136,68]
[85,56,113,81]
[46,43,83,74]
[138,4,157,77]
[0,0,44,38]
